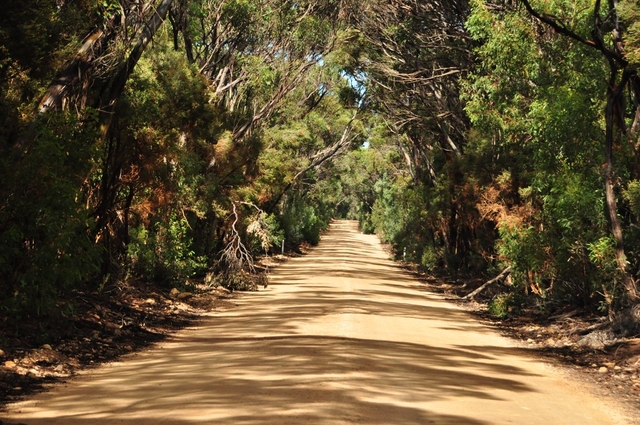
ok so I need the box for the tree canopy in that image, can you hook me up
[1,0,640,329]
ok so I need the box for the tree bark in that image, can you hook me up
[38,27,110,113]
[605,77,638,300]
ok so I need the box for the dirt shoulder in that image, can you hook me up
[404,267,640,415]
[0,281,239,409]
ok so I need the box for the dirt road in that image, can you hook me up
[2,221,631,424]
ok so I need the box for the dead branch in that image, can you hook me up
[212,202,271,291]
[218,203,256,275]
[463,266,512,300]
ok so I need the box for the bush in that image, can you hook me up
[280,195,331,246]
[0,112,101,316]
[421,247,441,271]
[127,213,207,287]
[488,293,518,318]
[212,269,268,291]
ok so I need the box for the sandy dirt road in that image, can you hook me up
[2,220,631,424]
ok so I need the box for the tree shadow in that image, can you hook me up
[1,221,599,424]
[1,333,533,424]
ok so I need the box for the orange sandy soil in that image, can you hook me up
[1,220,639,424]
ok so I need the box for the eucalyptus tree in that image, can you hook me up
[0,0,352,312]
[0,0,111,314]
[461,0,640,314]
[514,0,640,303]
[183,0,341,142]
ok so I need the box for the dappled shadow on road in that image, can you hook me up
[4,333,534,424]
[3,221,544,425]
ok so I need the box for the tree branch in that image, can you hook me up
[463,266,512,300]
[267,111,359,212]
[519,0,627,67]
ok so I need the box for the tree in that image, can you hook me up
[461,0,640,312]
[0,0,354,314]
[511,0,639,301]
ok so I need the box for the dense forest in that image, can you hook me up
[2,0,640,331]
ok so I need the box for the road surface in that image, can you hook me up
[2,221,630,424]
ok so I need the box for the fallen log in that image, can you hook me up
[462,266,512,300]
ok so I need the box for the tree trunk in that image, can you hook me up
[38,27,109,113]
[605,82,638,300]
[520,0,638,302]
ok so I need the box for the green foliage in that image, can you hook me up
[421,247,441,271]
[335,126,395,228]
[587,236,618,275]
[463,0,629,312]
[6,0,640,322]
[0,0,351,317]
[496,224,547,293]
[0,0,108,317]
[0,0,95,79]
[109,42,221,286]
[619,1,640,66]
[623,180,640,218]
[280,196,328,246]
[127,214,207,287]
[247,212,284,254]
[488,293,520,318]
[0,112,101,315]
[221,0,258,30]
[254,64,361,248]
[370,175,431,263]
[295,14,331,52]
